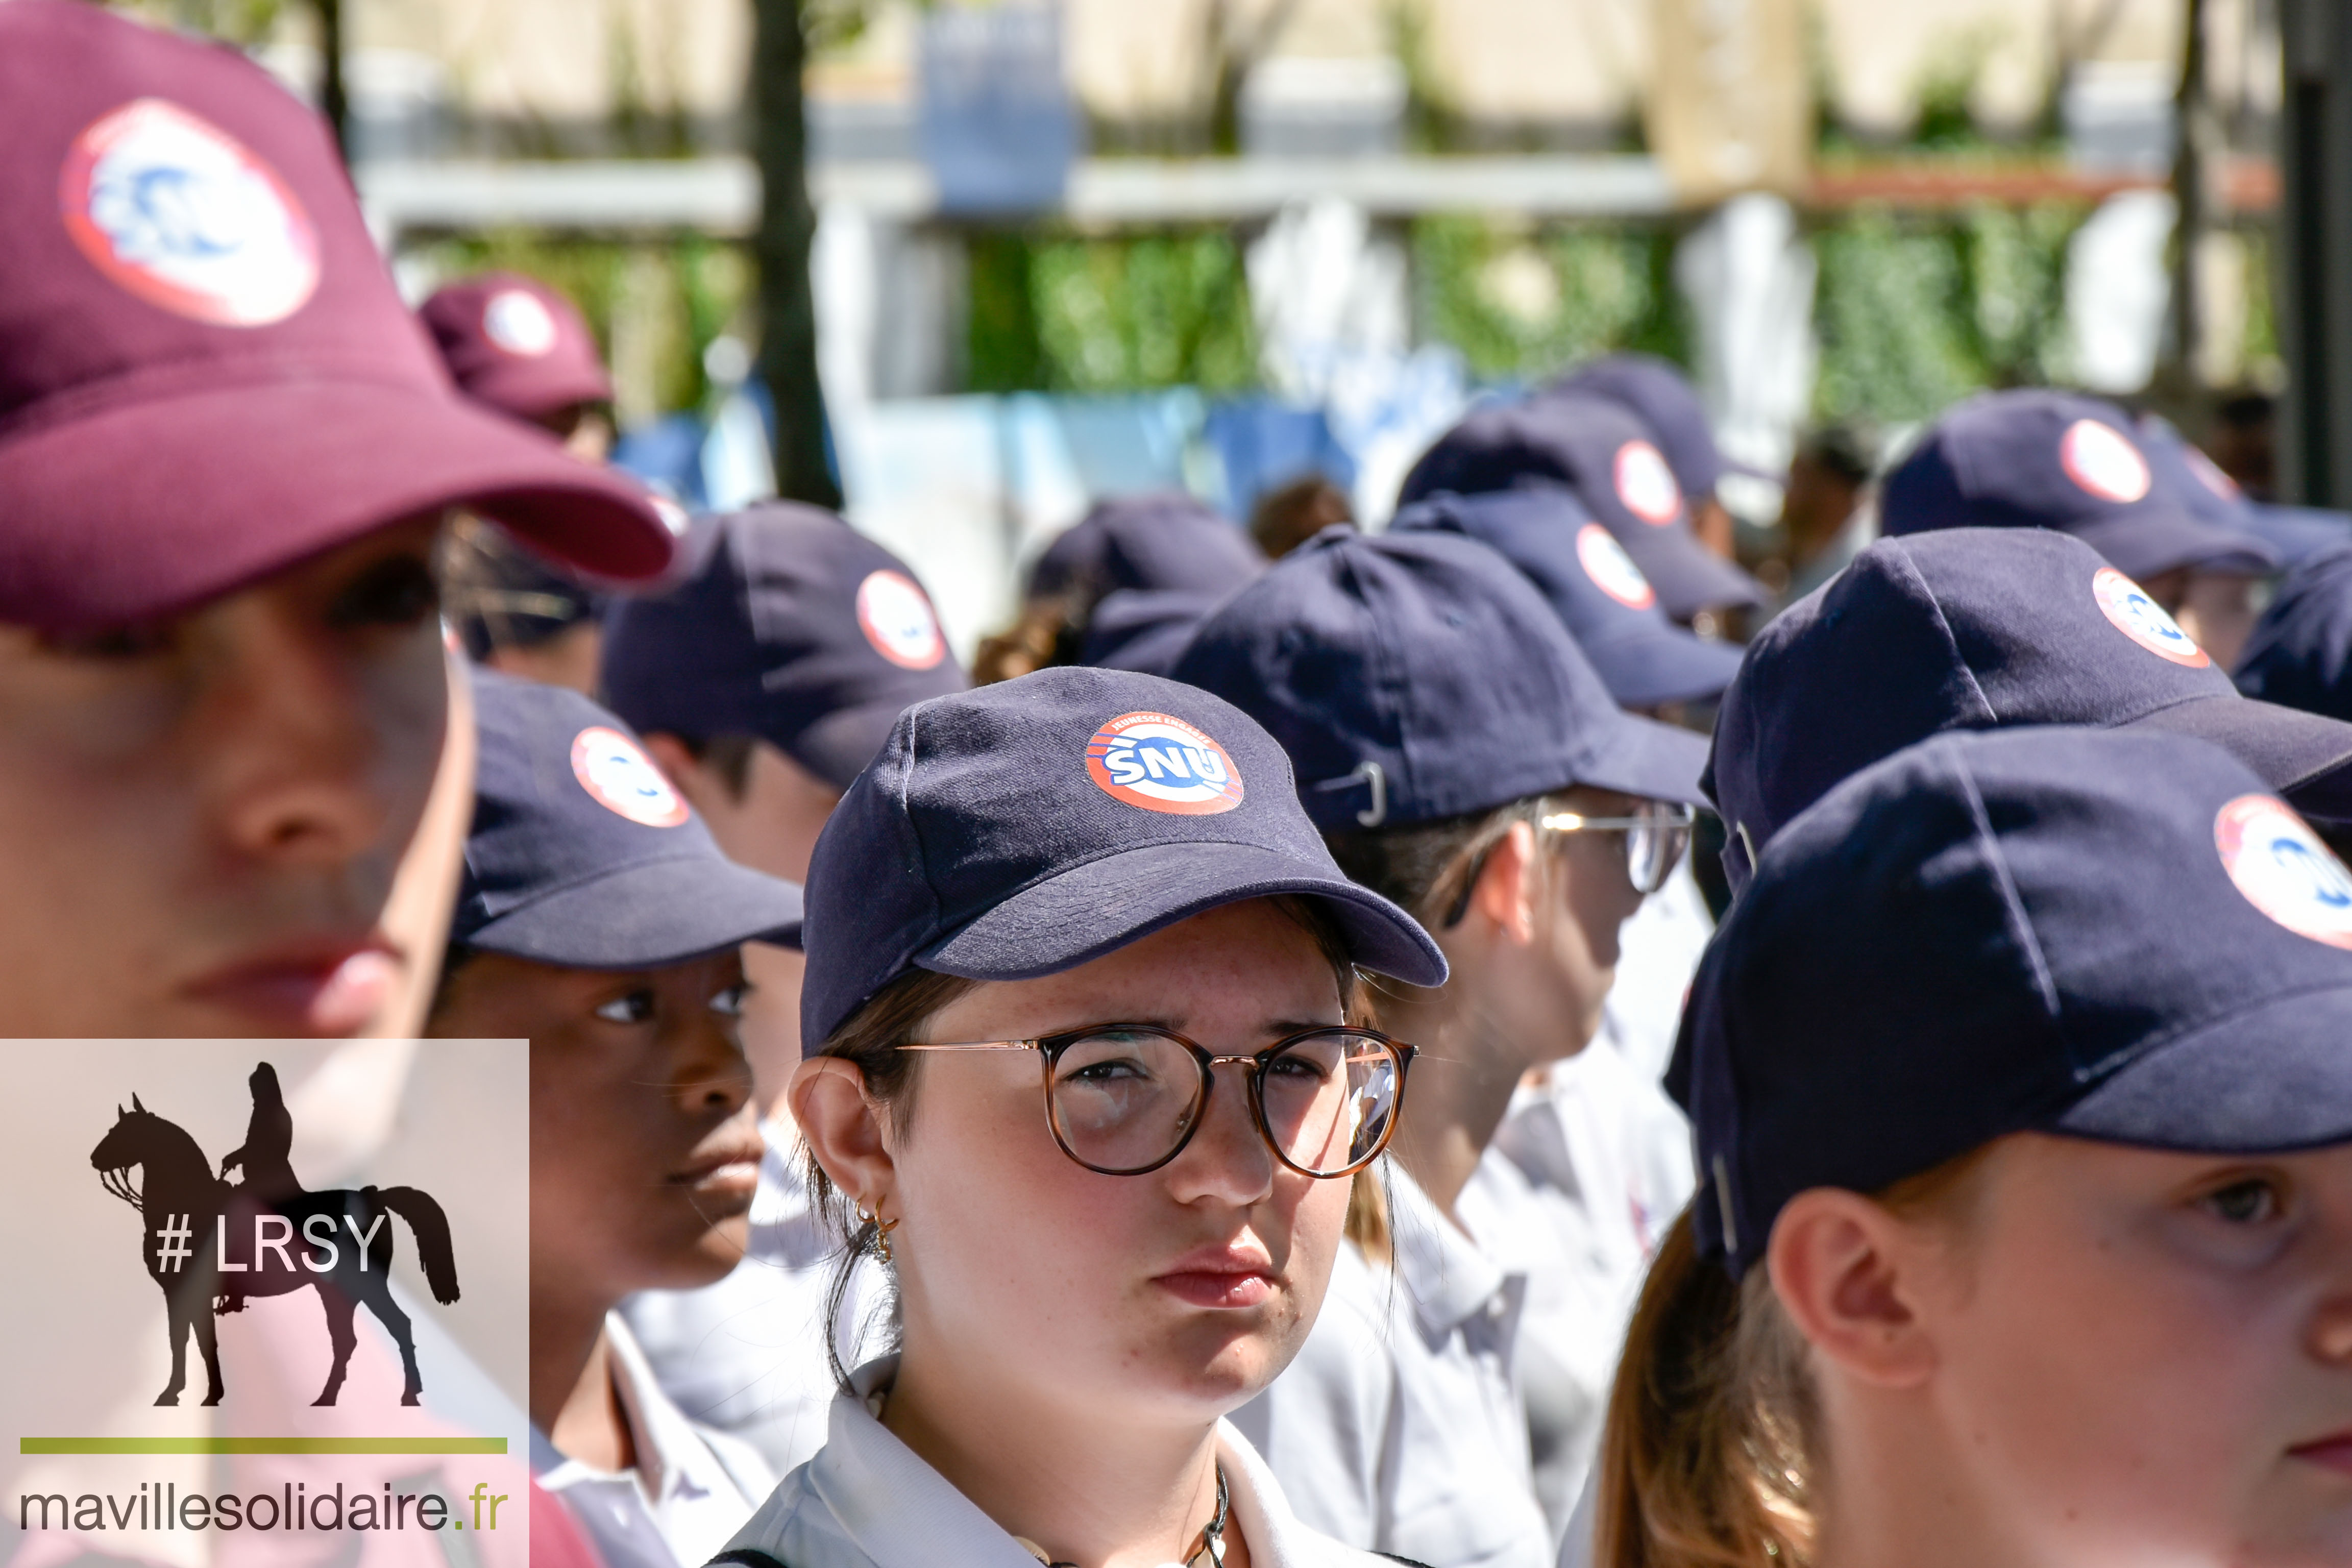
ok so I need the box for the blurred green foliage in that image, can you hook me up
[967,229,1259,394]
[1811,202,2085,425]
[1411,217,1683,382]
[110,1,283,45]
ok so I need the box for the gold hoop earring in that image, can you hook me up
[855,1202,900,1264]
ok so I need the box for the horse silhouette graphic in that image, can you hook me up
[89,1063,461,1408]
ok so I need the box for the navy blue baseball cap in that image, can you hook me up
[2134,413,2352,566]
[1706,528,2352,891]
[1881,390,2278,581]
[454,671,804,968]
[601,503,967,793]
[1674,725,2352,1280]
[798,665,1446,1048]
[2245,504,2352,568]
[1027,491,1265,602]
[1080,587,1227,677]
[1542,352,1772,494]
[1169,528,1707,835]
[2237,545,2352,722]
[1389,488,1745,709]
[1395,395,1764,621]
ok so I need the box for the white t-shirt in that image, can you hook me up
[623,1117,882,1476]
[720,1356,1401,1568]
[1475,1046,1695,1537]
[1232,1162,1556,1568]
[534,1312,777,1568]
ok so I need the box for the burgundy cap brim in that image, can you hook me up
[0,378,677,629]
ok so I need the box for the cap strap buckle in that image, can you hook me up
[1313,760,1388,828]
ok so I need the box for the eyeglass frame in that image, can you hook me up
[896,1023,1418,1179]
[1441,797,1696,927]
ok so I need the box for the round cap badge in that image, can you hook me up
[2059,419,2152,504]
[571,726,691,828]
[1085,712,1245,816]
[483,288,559,357]
[2215,795,2352,950]
[855,570,946,670]
[2091,567,2209,668]
[1613,441,1683,526]
[59,99,320,328]
[1576,523,1656,610]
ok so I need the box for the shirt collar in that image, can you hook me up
[776,1358,1332,1568]
[1384,1161,1521,1339]
[532,1312,729,1510]
[798,1357,1046,1568]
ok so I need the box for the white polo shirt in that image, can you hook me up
[720,1356,1401,1568]
[534,1313,776,1568]
[623,1117,879,1476]
[1232,1162,1555,1568]
[1481,1045,1695,1535]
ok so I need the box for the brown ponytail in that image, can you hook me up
[1594,1151,1990,1568]
[1592,1210,1816,1568]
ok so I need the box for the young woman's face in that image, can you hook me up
[888,900,1354,1428]
[435,948,763,1302]
[1520,785,1651,1056]
[0,516,448,1038]
[1923,1133,2352,1567]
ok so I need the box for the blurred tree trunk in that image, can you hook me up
[751,0,842,508]
[2154,0,2210,416]
[314,0,348,161]
[1202,0,1303,155]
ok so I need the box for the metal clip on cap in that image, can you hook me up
[1313,760,1388,828]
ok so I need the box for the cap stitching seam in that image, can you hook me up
[926,832,1333,925]
[2060,976,2352,1089]
[0,356,442,444]
[466,849,775,920]
[1947,748,2062,1021]
[1344,546,1417,804]
[1891,544,1999,724]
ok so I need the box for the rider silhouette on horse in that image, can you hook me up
[91,1064,460,1407]
[216,1063,299,1314]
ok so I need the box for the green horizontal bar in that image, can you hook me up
[21,1438,507,1455]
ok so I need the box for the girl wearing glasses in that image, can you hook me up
[1170,530,1709,1568]
[1590,726,2352,1568]
[718,666,1448,1568]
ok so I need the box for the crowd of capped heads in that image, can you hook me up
[4,6,2347,1568]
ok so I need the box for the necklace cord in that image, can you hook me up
[1016,1463,1230,1568]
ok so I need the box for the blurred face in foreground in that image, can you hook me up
[1774,1133,2352,1568]
[0,515,449,1038]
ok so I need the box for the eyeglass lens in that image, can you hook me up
[1625,804,1692,894]
[1046,1028,1404,1175]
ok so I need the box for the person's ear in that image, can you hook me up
[788,1055,898,1213]
[641,732,727,818]
[1467,820,1541,947]
[1766,1188,1940,1389]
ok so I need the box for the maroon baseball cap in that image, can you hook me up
[0,2,679,631]
[420,272,614,424]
